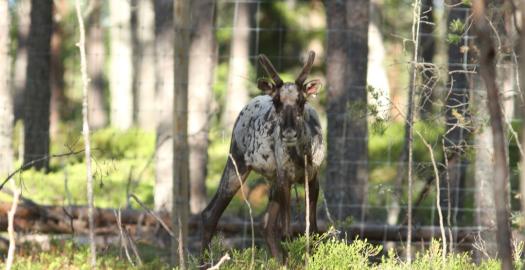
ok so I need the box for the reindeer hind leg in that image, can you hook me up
[200,151,250,257]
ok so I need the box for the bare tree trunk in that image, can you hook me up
[187,0,216,214]
[519,0,525,225]
[475,0,510,259]
[50,0,67,138]
[134,0,156,131]
[222,1,251,131]
[74,0,96,266]
[23,0,53,170]
[441,1,470,227]
[87,0,107,129]
[110,0,133,130]
[473,1,512,269]
[367,2,390,119]
[0,0,13,178]
[173,0,191,267]
[13,0,31,121]
[418,0,436,119]
[473,74,497,257]
[325,0,369,221]
[154,0,174,212]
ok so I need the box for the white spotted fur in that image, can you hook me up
[232,95,324,182]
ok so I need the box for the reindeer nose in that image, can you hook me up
[282,129,297,143]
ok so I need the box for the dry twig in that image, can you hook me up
[229,154,254,270]
[5,186,20,270]
[206,253,231,270]
[130,194,174,237]
[304,155,310,268]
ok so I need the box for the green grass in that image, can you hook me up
[3,228,513,269]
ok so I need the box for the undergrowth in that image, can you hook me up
[1,227,522,269]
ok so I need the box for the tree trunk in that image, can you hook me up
[325,0,369,222]
[440,1,470,227]
[473,74,497,257]
[87,0,107,129]
[0,0,13,177]
[13,0,31,121]
[173,0,191,266]
[187,0,216,214]
[472,2,512,268]
[154,0,174,212]
[367,2,390,119]
[23,0,53,170]
[134,0,156,131]
[222,1,251,131]
[50,0,68,138]
[519,0,525,228]
[418,0,436,119]
[109,0,133,130]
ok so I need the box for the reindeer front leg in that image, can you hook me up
[264,186,284,261]
[276,169,292,239]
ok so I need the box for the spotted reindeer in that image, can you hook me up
[200,51,324,261]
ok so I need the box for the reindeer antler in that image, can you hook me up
[258,54,283,87]
[295,51,315,85]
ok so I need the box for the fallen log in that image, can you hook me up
[0,202,483,246]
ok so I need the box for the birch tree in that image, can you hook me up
[222,0,251,131]
[154,0,174,211]
[110,0,133,130]
[87,0,107,129]
[0,0,13,177]
[187,0,216,214]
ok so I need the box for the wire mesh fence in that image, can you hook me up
[1,0,523,262]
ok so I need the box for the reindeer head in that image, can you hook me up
[257,51,322,146]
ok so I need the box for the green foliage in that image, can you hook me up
[90,127,155,159]
[308,235,382,270]
[9,128,155,208]
[0,240,169,270]
[4,231,523,269]
[447,19,466,45]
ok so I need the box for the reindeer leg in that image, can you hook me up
[276,170,292,240]
[308,176,319,234]
[200,152,250,259]
[264,187,284,262]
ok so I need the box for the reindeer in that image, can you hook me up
[200,51,324,261]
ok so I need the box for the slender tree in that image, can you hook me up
[134,0,156,131]
[418,0,436,119]
[23,0,53,170]
[222,0,251,131]
[474,0,509,257]
[325,0,369,221]
[109,0,133,130]
[74,0,96,266]
[473,1,512,268]
[519,0,525,223]
[440,0,470,226]
[154,0,174,211]
[13,0,31,121]
[187,0,216,214]
[172,0,190,267]
[87,0,107,129]
[473,81,497,256]
[0,0,13,177]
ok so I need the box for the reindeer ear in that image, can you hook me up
[304,79,322,97]
[257,78,275,95]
